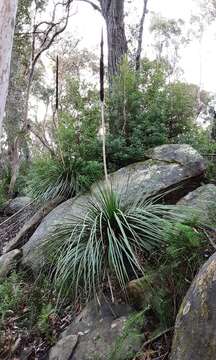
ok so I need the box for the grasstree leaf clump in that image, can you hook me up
[42,184,191,303]
[26,156,102,202]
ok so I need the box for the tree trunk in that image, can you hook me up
[100,0,127,84]
[135,0,148,71]
[0,0,18,140]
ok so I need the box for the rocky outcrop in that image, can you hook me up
[48,300,142,360]
[177,184,216,224]
[3,196,33,216]
[21,144,206,272]
[145,144,204,168]
[0,249,22,278]
[171,252,216,360]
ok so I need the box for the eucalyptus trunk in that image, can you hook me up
[100,0,127,84]
[0,0,18,141]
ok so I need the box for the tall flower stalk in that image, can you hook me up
[100,29,108,182]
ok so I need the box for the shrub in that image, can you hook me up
[0,273,23,323]
[140,222,208,328]
[43,185,190,302]
[107,58,199,170]
[0,165,11,205]
[177,127,216,181]
[108,310,146,360]
[37,303,55,339]
[107,58,168,169]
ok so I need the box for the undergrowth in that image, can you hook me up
[0,272,63,358]
[134,221,210,329]
[108,310,147,360]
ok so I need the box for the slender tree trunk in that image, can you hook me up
[135,0,148,71]
[8,68,33,196]
[100,0,127,84]
[0,0,18,141]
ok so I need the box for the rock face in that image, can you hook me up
[145,144,204,168]
[171,252,216,360]
[3,196,33,216]
[49,335,78,360]
[127,274,156,309]
[0,249,22,279]
[178,184,216,223]
[22,144,206,272]
[49,301,142,360]
[22,195,90,271]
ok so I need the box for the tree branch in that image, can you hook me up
[76,0,101,12]
[29,122,55,157]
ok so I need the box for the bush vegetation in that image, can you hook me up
[0,272,61,357]
[18,57,212,202]
[2,2,216,358]
[135,221,210,329]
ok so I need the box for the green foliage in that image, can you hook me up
[108,310,146,360]
[57,89,102,164]
[0,165,12,204]
[163,82,199,139]
[37,303,55,337]
[0,273,23,323]
[177,127,216,181]
[107,58,168,169]
[27,77,103,202]
[0,272,58,347]
[140,222,207,328]
[43,185,189,302]
[26,155,102,202]
[107,58,199,170]
[165,222,202,258]
[26,58,205,197]
[0,183,6,207]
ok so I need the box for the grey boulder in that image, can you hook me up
[0,249,22,279]
[22,144,206,272]
[177,184,216,224]
[49,300,142,360]
[49,335,78,360]
[171,252,216,360]
[3,196,33,216]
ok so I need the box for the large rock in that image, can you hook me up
[171,252,216,360]
[22,144,206,272]
[0,249,22,279]
[145,143,204,167]
[3,196,33,216]
[178,184,216,224]
[49,335,78,360]
[127,274,156,309]
[49,301,143,360]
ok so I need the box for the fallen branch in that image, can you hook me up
[133,327,174,359]
[203,229,216,250]
[0,200,36,227]
[4,198,62,253]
